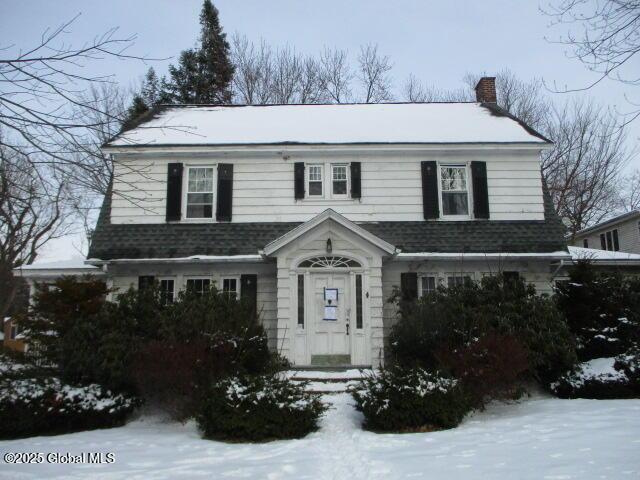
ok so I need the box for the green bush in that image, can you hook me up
[352,366,471,432]
[555,262,640,361]
[389,275,576,385]
[550,356,639,399]
[196,374,327,442]
[0,376,138,439]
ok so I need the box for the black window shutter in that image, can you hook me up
[166,163,183,222]
[400,272,418,301]
[294,162,305,199]
[421,161,439,219]
[216,164,233,222]
[350,162,361,199]
[471,161,490,219]
[240,274,258,318]
[138,275,155,290]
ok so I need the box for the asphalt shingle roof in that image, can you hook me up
[88,184,567,260]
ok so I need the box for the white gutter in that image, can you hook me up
[395,251,572,261]
[86,254,265,266]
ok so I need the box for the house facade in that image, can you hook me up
[75,78,568,368]
[569,210,640,254]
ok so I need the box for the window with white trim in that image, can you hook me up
[447,273,473,288]
[331,164,348,197]
[186,167,214,218]
[222,277,239,298]
[307,165,323,197]
[185,278,211,296]
[420,276,437,297]
[159,278,175,305]
[440,165,469,216]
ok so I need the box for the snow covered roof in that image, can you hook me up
[568,246,640,264]
[13,258,103,279]
[105,103,551,148]
[571,210,640,238]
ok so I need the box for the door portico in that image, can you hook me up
[262,209,396,367]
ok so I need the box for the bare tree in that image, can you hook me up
[231,34,274,104]
[357,44,393,103]
[318,47,353,103]
[0,145,72,318]
[543,0,640,121]
[402,74,471,103]
[0,15,151,167]
[619,169,640,212]
[541,100,630,235]
[270,46,305,105]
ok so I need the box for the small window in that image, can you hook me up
[331,165,348,196]
[159,279,175,305]
[606,231,613,251]
[355,274,363,329]
[600,233,607,250]
[307,165,323,197]
[447,274,472,288]
[583,238,588,248]
[440,166,469,216]
[613,229,620,251]
[222,278,238,298]
[186,167,214,218]
[297,274,305,327]
[420,276,437,297]
[186,278,211,296]
[10,322,20,340]
[503,271,520,285]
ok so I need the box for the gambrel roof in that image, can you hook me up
[105,102,551,148]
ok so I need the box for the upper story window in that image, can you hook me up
[331,165,348,196]
[186,167,214,218]
[600,229,620,251]
[440,165,469,217]
[307,165,323,197]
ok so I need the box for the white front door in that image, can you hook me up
[312,273,350,357]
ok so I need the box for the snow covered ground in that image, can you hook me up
[1,394,639,479]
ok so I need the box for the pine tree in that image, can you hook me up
[167,0,234,103]
[141,67,160,106]
[126,95,149,124]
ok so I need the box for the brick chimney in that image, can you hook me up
[475,77,497,103]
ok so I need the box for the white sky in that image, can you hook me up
[2,0,639,262]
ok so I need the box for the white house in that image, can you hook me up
[20,78,570,368]
[569,210,640,254]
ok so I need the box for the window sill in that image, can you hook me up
[298,198,359,204]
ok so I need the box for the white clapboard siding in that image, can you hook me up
[110,149,546,224]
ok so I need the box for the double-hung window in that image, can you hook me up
[186,278,211,296]
[601,229,620,251]
[222,278,239,298]
[159,278,175,305]
[440,165,469,216]
[307,165,323,197]
[420,276,437,297]
[186,167,214,219]
[331,165,348,197]
[447,274,473,288]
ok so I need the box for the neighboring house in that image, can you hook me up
[560,246,640,278]
[569,210,640,254]
[22,78,570,368]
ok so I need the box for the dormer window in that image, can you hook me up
[307,165,323,196]
[186,167,214,218]
[440,165,469,217]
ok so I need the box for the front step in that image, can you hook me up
[286,368,374,394]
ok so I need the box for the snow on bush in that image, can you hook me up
[196,374,327,442]
[0,375,139,439]
[352,366,471,432]
[550,356,639,399]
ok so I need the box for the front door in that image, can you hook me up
[311,273,350,362]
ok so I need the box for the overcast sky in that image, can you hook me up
[2,0,639,261]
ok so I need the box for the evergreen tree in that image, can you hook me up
[167,0,234,103]
[125,95,149,125]
[140,67,160,105]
